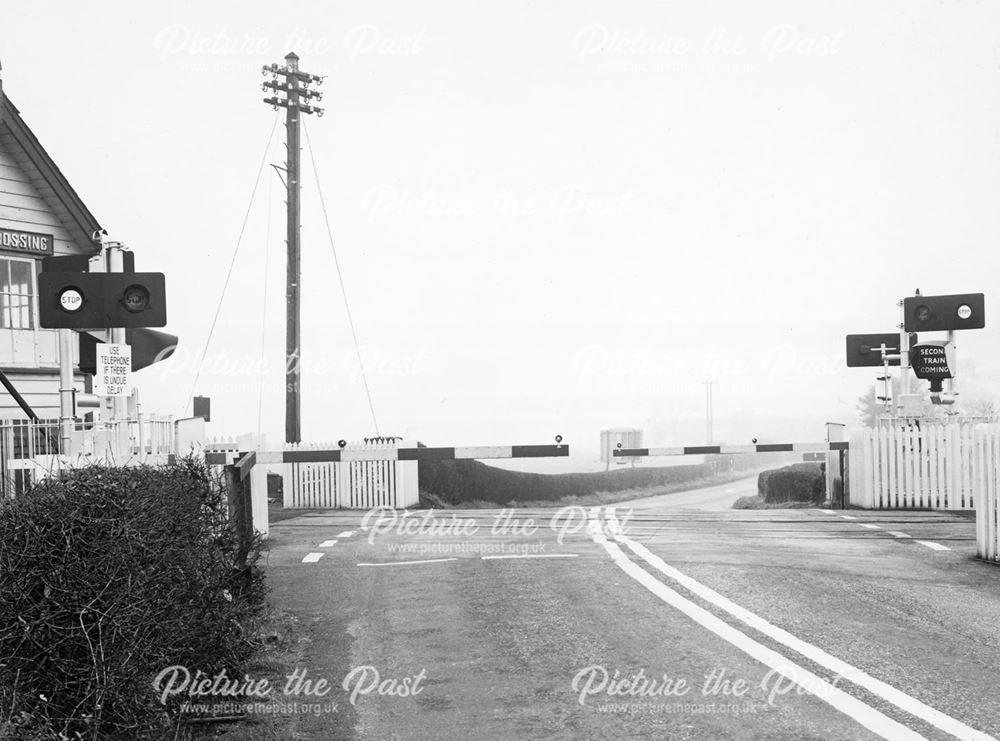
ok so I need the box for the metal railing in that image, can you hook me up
[0,416,176,498]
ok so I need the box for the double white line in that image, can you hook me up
[587,507,993,741]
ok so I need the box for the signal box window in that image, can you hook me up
[0,258,35,330]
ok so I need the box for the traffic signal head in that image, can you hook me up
[845,333,902,367]
[39,272,167,329]
[903,293,984,332]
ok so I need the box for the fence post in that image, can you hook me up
[224,464,252,570]
[250,462,269,537]
[987,425,1000,560]
[974,426,986,558]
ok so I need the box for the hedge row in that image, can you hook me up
[417,454,757,505]
[0,458,267,740]
[758,462,826,504]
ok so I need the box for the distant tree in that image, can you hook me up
[959,394,999,418]
[856,384,882,427]
[857,379,899,427]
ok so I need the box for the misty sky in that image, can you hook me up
[3,1,998,466]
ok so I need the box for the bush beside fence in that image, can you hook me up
[0,458,267,740]
[759,462,825,504]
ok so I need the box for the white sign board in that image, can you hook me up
[94,343,132,397]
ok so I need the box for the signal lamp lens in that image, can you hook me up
[122,285,150,313]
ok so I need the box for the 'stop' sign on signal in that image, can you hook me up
[903,293,985,332]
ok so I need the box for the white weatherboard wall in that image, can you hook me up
[0,123,90,415]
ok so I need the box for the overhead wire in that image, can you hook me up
[257,165,274,437]
[180,112,279,419]
[302,119,380,435]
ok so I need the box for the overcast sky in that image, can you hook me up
[3,1,999,466]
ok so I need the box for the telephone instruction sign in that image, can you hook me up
[95,343,132,397]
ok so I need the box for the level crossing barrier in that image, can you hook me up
[613,441,849,506]
[208,438,570,536]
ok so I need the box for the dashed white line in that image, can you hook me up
[481,554,579,560]
[888,532,912,539]
[839,515,858,520]
[357,558,458,566]
[301,553,324,563]
[916,540,951,552]
[337,530,355,538]
[319,540,337,547]
[819,509,836,514]
[858,524,882,530]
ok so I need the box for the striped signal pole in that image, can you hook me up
[262,52,324,443]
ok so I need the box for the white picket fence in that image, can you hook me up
[849,422,981,510]
[973,424,1000,562]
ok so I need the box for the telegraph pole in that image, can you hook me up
[262,52,324,443]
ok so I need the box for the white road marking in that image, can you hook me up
[916,540,951,552]
[888,532,912,539]
[598,511,992,741]
[357,558,458,566]
[819,509,836,514]
[859,524,882,530]
[337,530,355,538]
[481,554,579,560]
[725,488,735,493]
[588,524,927,740]
[319,540,337,547]
[301,553,324,563]
[840,515,858,520]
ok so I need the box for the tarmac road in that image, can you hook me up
[260,477,1000,740]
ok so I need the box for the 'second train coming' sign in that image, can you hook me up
[0,227,54,256]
